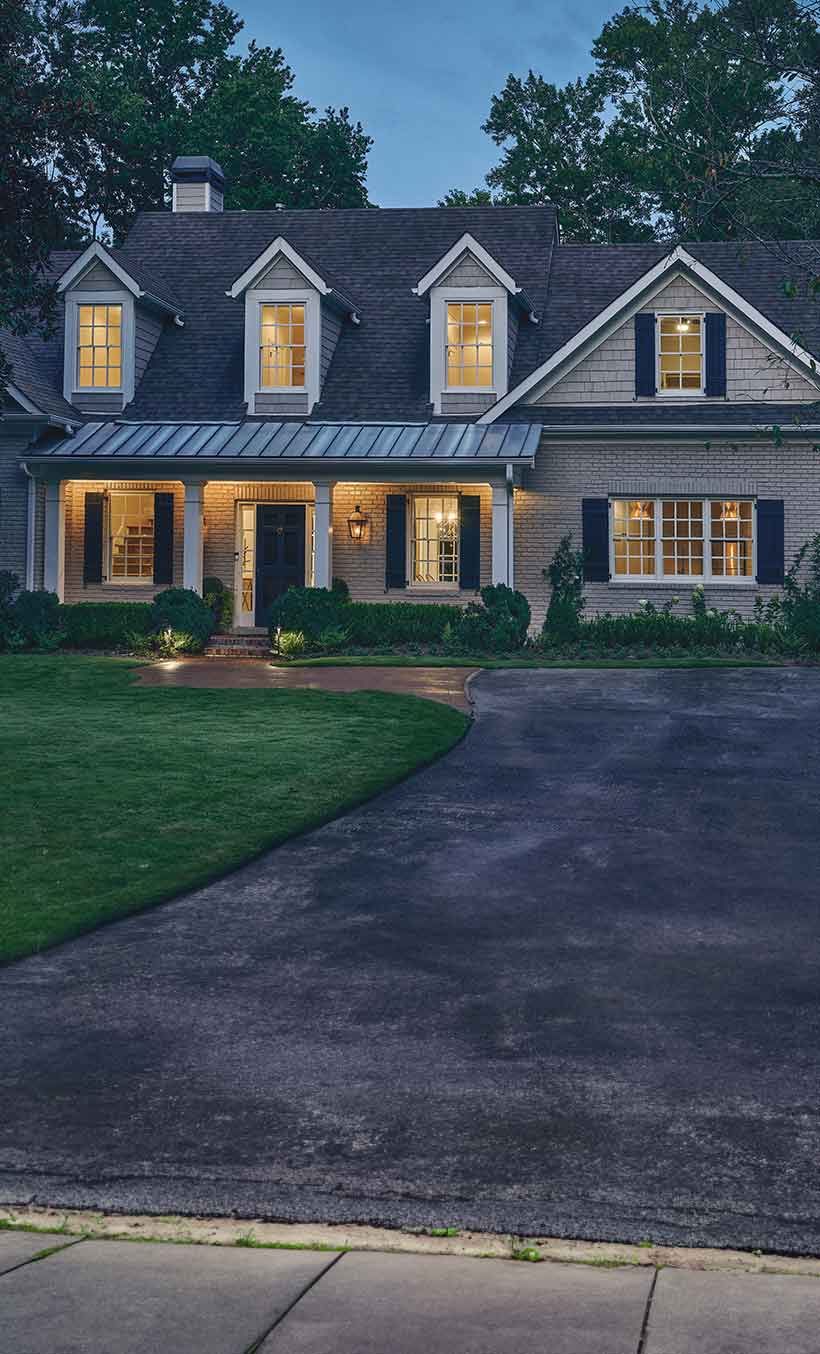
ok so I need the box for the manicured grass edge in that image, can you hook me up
[273,655,792,670]
[2,677,470,966]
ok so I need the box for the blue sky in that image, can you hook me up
[236,0,614,206]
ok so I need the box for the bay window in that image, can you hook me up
[612,498,754,581]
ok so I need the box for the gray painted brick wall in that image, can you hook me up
[0,433,32,582]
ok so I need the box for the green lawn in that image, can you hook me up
[0,656,468,964]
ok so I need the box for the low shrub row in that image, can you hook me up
[60,601,153,649]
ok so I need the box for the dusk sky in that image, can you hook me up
[237,0,614,207]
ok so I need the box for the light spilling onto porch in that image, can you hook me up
[347,504,369,542]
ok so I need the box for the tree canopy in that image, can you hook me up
[442,0,820,244]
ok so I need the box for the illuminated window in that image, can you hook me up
[662,500,704,577]
[612,499,754,581]
[612,500,655,577]
[446,302,493,387]
[109,492,154,581]
[657,314,703,393]
[711,499,753,577]
[412,495,459,585]
[260,303,305,388]
[77,304,122,389]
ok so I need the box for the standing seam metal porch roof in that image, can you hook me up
[25,421,542,461]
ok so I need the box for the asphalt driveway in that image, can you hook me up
[3,669,820,1252]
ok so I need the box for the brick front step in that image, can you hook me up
[204,633,271,658]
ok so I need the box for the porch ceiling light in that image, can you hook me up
[347,504,369,542]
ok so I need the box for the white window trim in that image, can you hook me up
[429,286,508,414]
[63,291,135,405]
[655,311,705,398]
[406,492,461,591]
[243,289,320,412]
[608,497,757,585]
[104,489,156,587]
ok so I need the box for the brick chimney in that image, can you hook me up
[171,156,225,213]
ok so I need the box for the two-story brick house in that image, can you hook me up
[3,154,820,630]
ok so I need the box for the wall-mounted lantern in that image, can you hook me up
[347,504,369,542]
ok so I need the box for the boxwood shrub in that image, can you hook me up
[60,602,153,649]
[343,601,462,646]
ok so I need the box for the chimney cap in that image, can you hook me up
[171,155,225,189]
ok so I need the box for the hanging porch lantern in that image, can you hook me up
[347,504,369,542]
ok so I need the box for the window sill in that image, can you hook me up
[607,578,757,587]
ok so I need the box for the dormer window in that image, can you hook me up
[77,304,122,389]
[260,302,306,388]
[446,302,493,388]
[657,314,703,394]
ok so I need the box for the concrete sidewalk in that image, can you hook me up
[2,1230,820,1353]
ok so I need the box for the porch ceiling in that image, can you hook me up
[24,420,542,465]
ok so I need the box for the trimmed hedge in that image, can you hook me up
[60,602,153,649]
[342,601,462,647]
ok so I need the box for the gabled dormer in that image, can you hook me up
[413,232,538,416]
[227,237,359,416]
[57,242,183,415]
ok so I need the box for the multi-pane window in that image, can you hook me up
[446,302,493,387]
[260,303,305,388]
[412,495,459,585]
[710,499,753,577]
[612,499,754,580]
[612,500,655,577]
[109,492,154,581]
[657,314,703,393]
[662,499,704,577]
[77,304,122,389]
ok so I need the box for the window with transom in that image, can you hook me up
[412,495,459,585]
[612,499,755,581]
[446,302,493,387]
[657,314,703,393]
[108,492,154,582]
[77,304,122,389]
[260,303,306,388]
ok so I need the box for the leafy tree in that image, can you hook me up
[442,0,820,243]
[439,187,495,206]
[0,0,90,387]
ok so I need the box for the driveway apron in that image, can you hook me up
[2,668,820,1252]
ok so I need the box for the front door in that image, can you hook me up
[255,505,306,626]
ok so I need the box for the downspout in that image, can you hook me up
[505,462,515,587]
[21,462,37,591]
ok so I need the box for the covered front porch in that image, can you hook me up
[25,419,539,627]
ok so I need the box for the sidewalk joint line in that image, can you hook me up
[0,1236,85,1281]
[243,1250,345,1353]
[636,1265,660,1354]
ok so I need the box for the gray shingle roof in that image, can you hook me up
[25,419,542,461]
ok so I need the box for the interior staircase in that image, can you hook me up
[204,631,271,659]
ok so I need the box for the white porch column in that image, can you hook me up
[182,481,205,594]
[491,482,512,587]
[312,481,334,589]
[43,480,65,601]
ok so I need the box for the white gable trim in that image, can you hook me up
[413,233,520,297]
[228,237,330,299]
[479,245,820,423]
[57,242,142,298]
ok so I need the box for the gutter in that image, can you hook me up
[536,423,820,441]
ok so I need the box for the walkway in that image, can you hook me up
[137,657,475,711]
[3,1230,820,1352]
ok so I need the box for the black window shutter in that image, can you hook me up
[385,494,407,589]
[635,314,656,397]
[705,313,727,397]
[756,500,784,584]
[459,495,481,590]
[83,492,104,584]
[153,492,174,585]
[582,498,610,582]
